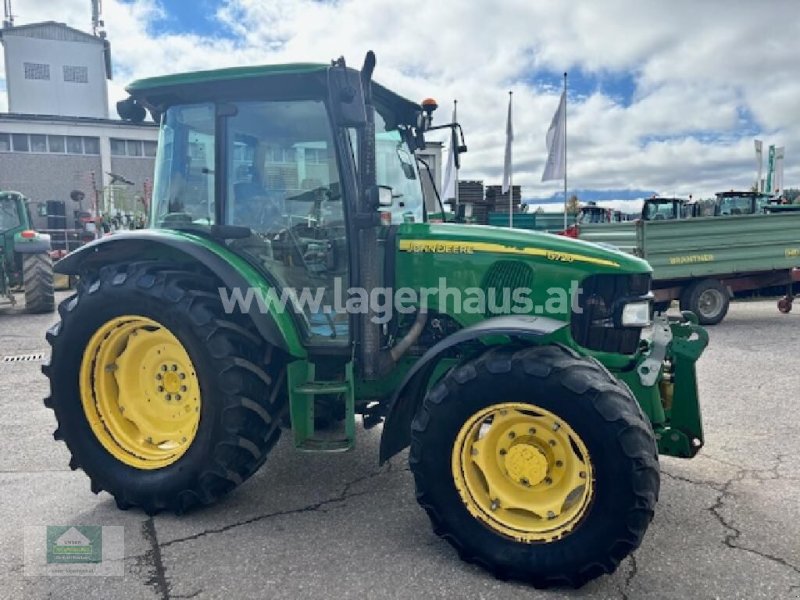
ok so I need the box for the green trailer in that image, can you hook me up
[578,212,800,324]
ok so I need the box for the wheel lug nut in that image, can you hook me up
[161,365,167,372]
[175,394,181,401]
[544,477,552,485]
[499,448,507,456]
[508,431,516,439]
[528,427,536,435]
[579,471,586,479]
[490,500,500,511]
[180,386,187,392]
[157,386,164,392]
[552,422,561,431]
[547,511,556,519]
[156,373,162,380]
[548,439,556,447]
[555,460,563,467]
[179,373,186,380]
[166,394,172,401]
[171,364,177,371]
[520,478,529,486]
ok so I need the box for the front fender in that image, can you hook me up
[379,315,568,464]
[55,230,306,358]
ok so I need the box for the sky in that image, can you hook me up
[1,0,798,205]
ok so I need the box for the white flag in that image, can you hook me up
[755,139,763,191]
[441,105,457,202]
[501,94,513,194]
[774,146,785,193]
[542,91,566,182]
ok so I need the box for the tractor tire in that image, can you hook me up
[43,262,287,515]
[679,279,729,325]
[23,253,55,313]
[409,345,659,588]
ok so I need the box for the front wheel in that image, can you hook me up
[409,345,659,588]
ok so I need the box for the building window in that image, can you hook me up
[0,133,10,152]
[48,135,65,153]
[63,65,89,83]
[143,140,157,157]
[30,134,47,153]
[126,140,143,157]
[11,134,29,152]
[110,138,127,156]
[83,137,100,155]
[66,136,83,154]
[24,62,50,80]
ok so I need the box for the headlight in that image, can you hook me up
[621,301,652,327]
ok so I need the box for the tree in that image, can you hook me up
[566,194,581,215]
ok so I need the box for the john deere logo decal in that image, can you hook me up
[46,526,102,564]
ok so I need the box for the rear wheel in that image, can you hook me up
[680,279,729,325]
[23,253,55,313]
[43,262,287,514]
[409,345,659,588]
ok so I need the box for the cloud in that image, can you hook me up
[1,0,797,197]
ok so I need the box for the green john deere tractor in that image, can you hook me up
[44,53,708,587]
[1,191,55,313]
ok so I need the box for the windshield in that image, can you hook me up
[375,111,424,224]
[643,200,678,220]
[717,195,755,215]
[0,197,21,232]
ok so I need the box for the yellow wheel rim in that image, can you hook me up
[80,315,201,470]
[452,402,594,542]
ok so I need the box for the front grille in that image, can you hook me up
[571,273,651,354]
[480,260,534,317]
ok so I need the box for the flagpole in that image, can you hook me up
[509,91,513,228]
[454,99,459,212]
[563,72,568,231]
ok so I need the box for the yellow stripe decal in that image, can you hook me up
[398,239,620,268]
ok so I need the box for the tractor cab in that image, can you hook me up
[714,190,773,216]
[641,196,692,221]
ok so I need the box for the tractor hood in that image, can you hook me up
[395,222,650,274]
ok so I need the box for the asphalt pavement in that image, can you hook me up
[1,293,799,599]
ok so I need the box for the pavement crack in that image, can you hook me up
[620,553,637,600]
[661,470,724,492]
[707,464,800,584]
[160,465,390,550]
[172,590,203,599]
[141,517,172,600]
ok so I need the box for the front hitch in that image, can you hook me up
[652,312,709,457]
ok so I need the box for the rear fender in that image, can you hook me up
[14,231,51,254]
[55,231,306,357]
[379,316,568,464]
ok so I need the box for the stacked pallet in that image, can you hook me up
[456,180,489,224]
[485,185,523,213]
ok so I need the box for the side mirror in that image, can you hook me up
[37,203,47,217]
[378,185,394,207]
[328,60,367,127]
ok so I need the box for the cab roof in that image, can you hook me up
[126,62,422,128]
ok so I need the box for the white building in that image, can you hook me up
[1,20,157,230]
[1,21,111,119]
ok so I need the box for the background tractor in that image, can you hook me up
[44,53,708,588]
[1,190,55,313]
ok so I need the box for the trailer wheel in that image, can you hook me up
[410,345,659,588]
[777,296,793,314]
[680,279,729,325]
[23,253,55,313]
[43,262,287,515]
